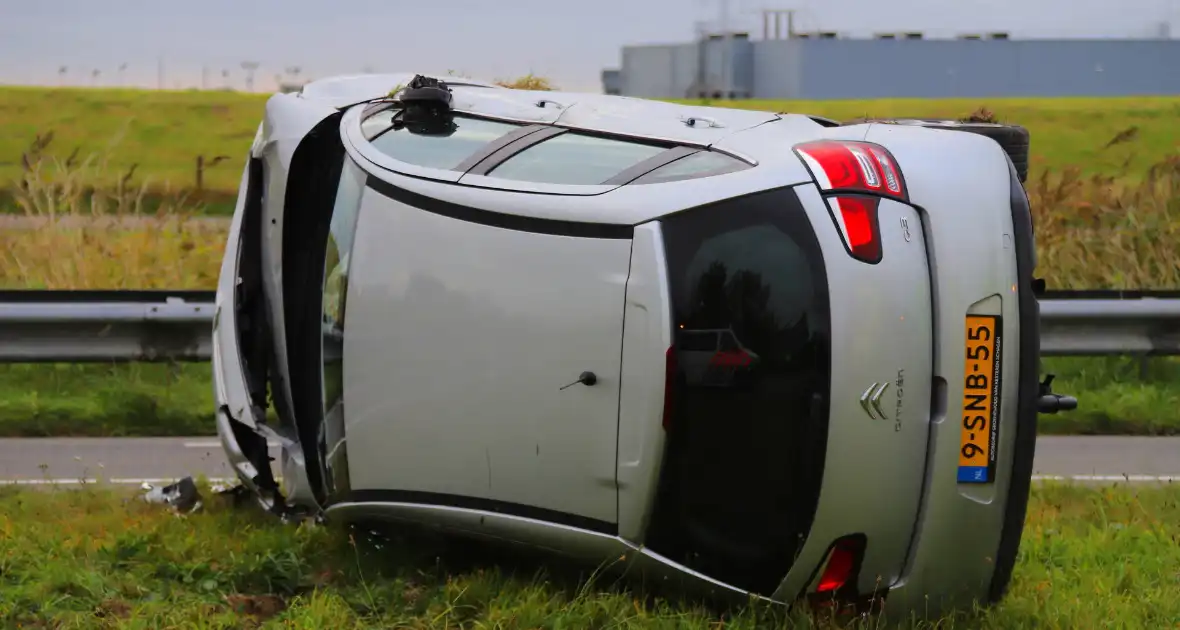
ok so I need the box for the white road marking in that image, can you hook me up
[0,477,238,486]
[1032,474,1178,483]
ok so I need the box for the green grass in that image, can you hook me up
[0,357,1175,438]
[0,364,213,437]
[0,86,266,198]
[1039,357,1180,436]
[3,86,1179,209]
[1,482,1176,628]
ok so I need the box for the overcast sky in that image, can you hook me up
[2,0,1176,93]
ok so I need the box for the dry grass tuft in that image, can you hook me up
[1,130,227,289]
[962,105,999,123]
[495,73,557,91]
[1029,131,1180,290]
[439,70,557,90]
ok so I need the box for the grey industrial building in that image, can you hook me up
[602,23,1180,100]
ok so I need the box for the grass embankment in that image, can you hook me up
[1,482,1176,628]
[0,87,266,215]
[3,87,1179,197]
[0,364,212,437]
[0,86,1178,437]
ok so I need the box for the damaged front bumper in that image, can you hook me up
[210,158,320,523]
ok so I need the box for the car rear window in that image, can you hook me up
[631,150,751,184]
[643,186,831,595]
[484,132,666,185]
[366,114,523,170]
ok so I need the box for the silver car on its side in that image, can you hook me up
[210,72,1071,619]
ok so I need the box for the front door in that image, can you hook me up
[339,179,630,527]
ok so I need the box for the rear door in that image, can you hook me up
[339,174,631,528]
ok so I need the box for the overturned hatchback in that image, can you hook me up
[211,72,1074,618]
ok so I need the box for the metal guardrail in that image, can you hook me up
[0,291,214,363]
[0,289,1178,363]
[1039,291,1180,356]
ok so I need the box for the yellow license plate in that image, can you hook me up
[958,315,1003,484]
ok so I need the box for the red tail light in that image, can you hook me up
[816,542,856,593]
[793,140,907,200]
[814,535,866,595]
[662,346,677,431]
[793,140,907,265]
[828,195,882,263]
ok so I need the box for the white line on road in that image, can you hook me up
[1032,474,1178,482]
[0,477,238,486]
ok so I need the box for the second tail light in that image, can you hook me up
[806,534,867,603]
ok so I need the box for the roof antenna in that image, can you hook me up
[389,74,457,137]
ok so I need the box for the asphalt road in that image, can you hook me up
[0,435,1177,487]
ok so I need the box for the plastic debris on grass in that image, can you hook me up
[140,475,327,526]
[140,476,203,514]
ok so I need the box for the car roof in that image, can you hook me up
[303,72,837,151]
[295,73,867,226]
[298,72,503,107]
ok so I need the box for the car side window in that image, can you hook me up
[366,114,523,170]
[322,158,366,414]
[632,150,751,184]
[485,132,666,185]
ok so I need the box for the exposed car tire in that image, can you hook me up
[857,119,1030,183]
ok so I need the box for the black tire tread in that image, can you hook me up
[854,118,1031,183]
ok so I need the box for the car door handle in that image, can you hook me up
[559,371,598,390]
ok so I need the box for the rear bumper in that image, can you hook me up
[882,160,1038,617]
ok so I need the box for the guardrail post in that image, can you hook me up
[195,154,230,193]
